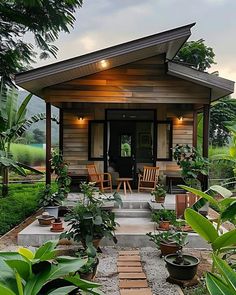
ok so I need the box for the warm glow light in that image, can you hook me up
[100,59,108,68]
[79,116,84,121]
[178,116,183,122]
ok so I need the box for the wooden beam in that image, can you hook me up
[59,108,63,153]
[193,110,198,148]
[202,104,210,191]
[46,102,51,185]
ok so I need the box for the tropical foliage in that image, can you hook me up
[174,39,216,71]
[0,240,101,295]
[0,0,83,82]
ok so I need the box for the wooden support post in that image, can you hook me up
[202,104,210,191]
[193,110,198,148]
[59,108,63,153]
[46,102,51,185]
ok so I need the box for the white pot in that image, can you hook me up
[44,206,59,218]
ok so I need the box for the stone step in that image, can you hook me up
[113,209,150,218]
[115,201,149,209]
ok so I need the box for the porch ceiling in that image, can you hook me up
[15,23,195,97]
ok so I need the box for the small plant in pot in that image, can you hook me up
[151,184,167,203]
[38,185,65,218]
[51,217,64,232]
[147,230,188,257]
[76,247,99,281]
[37,211,55,226]
[151,206,176,230]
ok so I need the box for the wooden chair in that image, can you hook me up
[175,193,199,218]
[86,164,112,193]
[138,166,159,192]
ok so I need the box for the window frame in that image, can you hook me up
[156,120,173,161]
[88,120,106,161]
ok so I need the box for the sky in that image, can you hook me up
[34,0,236,94]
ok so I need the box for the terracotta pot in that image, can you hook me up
[37,215,55,226]
[159,221,170,230]
[155,196,165,203]
[51,221,64,232]
[160,242,181,256]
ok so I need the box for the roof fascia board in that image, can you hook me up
[16,23,194,84]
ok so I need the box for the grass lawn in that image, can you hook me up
[0,183,46,236]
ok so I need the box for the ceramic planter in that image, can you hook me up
[51,220,64,232]
[159,220,170,230]
[164,254,200,280]
[37,215,55,226]
[160,242,181,256]
[44,206,59,218]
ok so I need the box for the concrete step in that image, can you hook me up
[115,201,149,209]
[113,209,150,218]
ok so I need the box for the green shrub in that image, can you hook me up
[0,183,46,235]
[209,146,234,180]
[11,143,45,166]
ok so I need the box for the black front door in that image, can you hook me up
[109,121,136,180]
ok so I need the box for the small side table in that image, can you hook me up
[116,178,133,195]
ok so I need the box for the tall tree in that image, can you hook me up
[0,0,83,83]
[175,39,216,71]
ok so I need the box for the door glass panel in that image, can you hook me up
[90,122,104,159]
[120,135,131,157]
[136,122,153,163]
[157,122,171,159]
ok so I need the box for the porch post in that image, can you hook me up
[193,110,198,148]
[202,104,210,191]
[59,108,63,153]
[46,102,51,185]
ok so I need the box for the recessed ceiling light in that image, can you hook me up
[100,59,108,68]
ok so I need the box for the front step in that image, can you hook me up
[113,209,150,218]
[115,201,149,209]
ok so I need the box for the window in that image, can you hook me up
[120,134,132,157]
[157,121,172,160]
[88,121,105,160]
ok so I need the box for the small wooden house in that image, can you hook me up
[16,23,234,189]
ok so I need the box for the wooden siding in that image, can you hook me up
[45,54,210,104]
[58,55,208,173]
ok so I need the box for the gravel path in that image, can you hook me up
[96,247,182,295]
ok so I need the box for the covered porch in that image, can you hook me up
[15,23,234,192]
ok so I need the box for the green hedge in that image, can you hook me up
[0,183,44,235]
[11,144,45,166]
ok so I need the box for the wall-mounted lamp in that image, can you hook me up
[178,116,183,121]
[78,115,84,121]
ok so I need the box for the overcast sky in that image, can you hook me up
[34,0,235,94]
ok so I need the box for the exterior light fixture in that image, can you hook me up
[178,116,183,121]
[100,59,108,69]
[78,115,84,121]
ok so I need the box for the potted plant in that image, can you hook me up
[38,185,65,218]
[76,248,99,281]
[164,250,200,280]
[147,230,188,256]
[51,217,64,232]
[61,182,121,252]
[151,206,176,230]
[151,184,167,203]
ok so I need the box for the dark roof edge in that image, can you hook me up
[16,23,195,83]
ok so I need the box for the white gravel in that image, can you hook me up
[96,247,181,295]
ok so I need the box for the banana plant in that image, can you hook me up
[182,185,236,271]
[0,240,102,295]
[206,255,236,295]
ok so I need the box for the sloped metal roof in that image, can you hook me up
[15,23,195,96]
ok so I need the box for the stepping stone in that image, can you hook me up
[119,273,146,279]
[119,250,140,256]
[120,289,152,295]
[118,266,143,273]
[119,279,148,288]
[118,255,141,262]
[117,261,142,267]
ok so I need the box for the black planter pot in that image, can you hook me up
[164,254,200,280]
